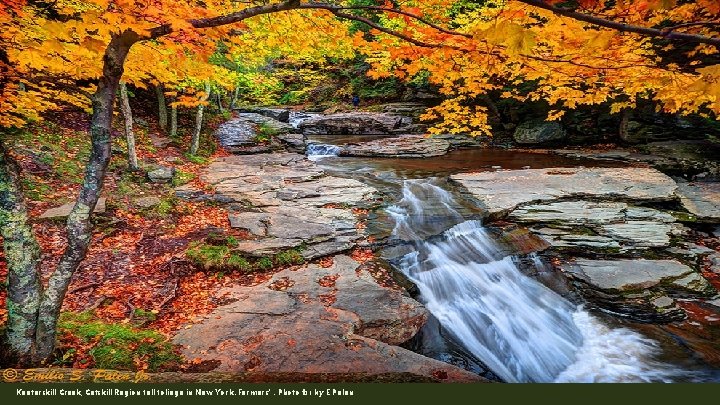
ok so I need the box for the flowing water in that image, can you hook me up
[302,138,719,382]
[305,143,342,161]
[386,179,705,383]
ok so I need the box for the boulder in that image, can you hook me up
[215,113,293,154]
[298,112,415,135]
[513,121,567,145]
[451,167,678,218]
[172,255,482,382]
[147,166,175,183]
[276,133,306,153]
[40,198,106,219]
[340,135,450,158]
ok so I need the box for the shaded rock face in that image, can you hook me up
[555,140,720,181]
[234,107,291,123]
[298,112,416,135]
[513,121,567,145]
[189,153,377,259]
[172,255,482,382]
[340,135,450,158]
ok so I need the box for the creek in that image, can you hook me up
[306,137,718,383]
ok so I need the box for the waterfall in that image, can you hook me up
[306,143,342,161]
[389,179,690,383]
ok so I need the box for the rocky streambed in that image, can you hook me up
[172,106,720,382]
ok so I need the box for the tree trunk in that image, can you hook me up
[215,91,224,113]
[230,87,240,109]
[619,108,632,142]
[190,83,211,155]
[119,82,138,170]
[155,84,168,132]
[170,104,178,138]
[30,32,137,363]
[0,142,42,365]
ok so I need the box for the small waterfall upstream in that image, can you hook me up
[306,143,342,161]
[388,179,689,383]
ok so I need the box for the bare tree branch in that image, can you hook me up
[517,0,720,48]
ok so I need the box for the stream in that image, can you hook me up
[305,137,719,383]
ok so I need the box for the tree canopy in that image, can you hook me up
[2,0,719,132]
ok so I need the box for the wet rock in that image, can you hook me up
[676,181,720,222]
[562,259,698,293]
[172,256,482,382]
[235,107,291,123]
[147,166,175,183]
[451,167,678,218]
[298,112,415,135]
[196,153,377,259]
[487,225,551,255]
[513,120,566,145]
[40,198,106,219]
[341,135,450,158]
[670,272,717,295]
[561,258,717,322]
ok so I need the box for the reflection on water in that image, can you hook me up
[313,146,623,180]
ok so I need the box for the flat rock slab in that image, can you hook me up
[676,181,720,222]
[561,259,710,293]
[340,135,450,158]
[451,167,678,217]
[173,255,481,382]
[40,198,106,219]
[188,153,377,259]
[510,201,677,250]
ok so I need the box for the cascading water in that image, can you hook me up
[306,143,342,161]
[388,178,693,383]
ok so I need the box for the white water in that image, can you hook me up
[289,111,320,129]
[306,143,342,161]
[389,179,687,383]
